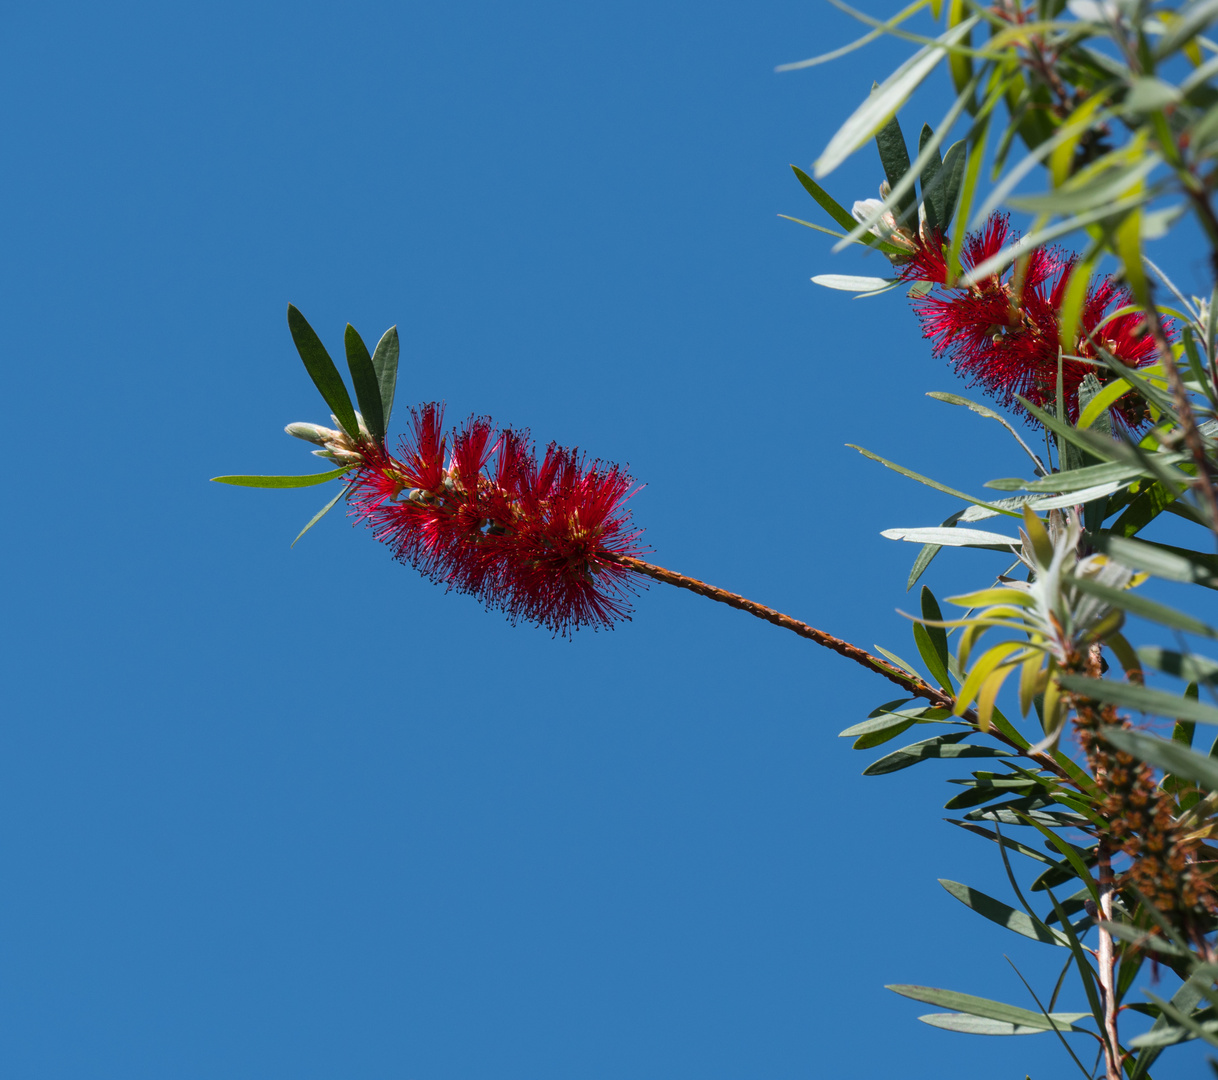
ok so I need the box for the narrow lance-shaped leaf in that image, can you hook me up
[917,1012,1093,1036]
[934,139,967,226]
[876,111,916,223]
[1138,648,1218,685]
[864,732,1015,776]
[1069,577,1218,640]
[344,324,385,444]
[887,984,1092,1032]
[914,585,952,691]
[848,444,1023,516]
[211,467,353,489]
[286,304,360,439]
[1101,727,1218,790]
[813,16,977,178]
[917,123,944,232]
[292,480,354,548]
[881,526,1021,549]
[1057,681,1218,730]
[371,325,400,428]
[789,166,906,256]
[1088,532,1218,589]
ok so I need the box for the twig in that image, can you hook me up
[1142,303,1218,547]
[1095,839,1123,1080]
[612,554,1076,782]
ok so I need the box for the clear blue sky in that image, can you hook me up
[4,1,1209,1076]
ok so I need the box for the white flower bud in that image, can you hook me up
[285,422,339,445]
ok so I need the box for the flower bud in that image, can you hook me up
[285,422,338,445]
[312,447,362,466]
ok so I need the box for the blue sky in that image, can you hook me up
[3,1,1211,1076]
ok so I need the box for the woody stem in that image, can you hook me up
[1096,839,1122,1080]
[1143,304,1218,548]
[610,554,1078,782]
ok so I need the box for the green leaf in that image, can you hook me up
[1109,480,1178,538]
[1089,532,1218,590]
[1131,971,1215,1075]
[848,444,1022,516]
[915,586,952,691]
[1137,648,1218,685]
[943,775,1039,809]
[210,468,352,489]
[939,879,1068,945]
[1006,153,1162,215]
[852,718,915,749]
[1142,989,1218,1050]
[1069,577,1218,640]
[834,68,983,254]
[789,167,905,256]
[873,645,920,678]
[774,0,931,72]
[926,391,1046,470]
[1122,77,1182,114]
[813,16,977,177]
[371,325,401,429]
[1101,727,1218,790]
[946,819,1061,867]
[935,139,967,227]
[918,1011,1091,1035]
[1014,397,1122,465]
[344,324,385,444]
[863,732,1015,776]
[964,191,1153,284]
[840,703,956,747]
[1059,676,1218,726]
[809,274,900,293]
[875,113,915,222]
[291,480,354,548]
[992,458,1177,493]
[907,541,941,590]
[880,526,1020,548]
[887,985,1091,1032]
[286,304,360,439]
[790,165,863,231]
[1030,844,1097,893]
[1154,0,1218,60]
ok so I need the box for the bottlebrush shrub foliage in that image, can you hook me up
[216,2,1218,1076]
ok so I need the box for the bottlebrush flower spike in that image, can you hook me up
[901,213,1163,427]
[348,406,644,635]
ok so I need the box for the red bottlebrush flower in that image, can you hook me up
[901,214,1163,427]
[347,408,644,635]
[505,447,642,634]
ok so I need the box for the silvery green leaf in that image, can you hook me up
[211,468,352,489]
[888,985,1091,1032]
[965,192,1151,283]
[919,1012,1092,1036]
[1122,77,1182,113]
[1090,533,1218,588]
[1137,648,1218,685]
[881,527,1020,548]
[814,16,978,177]
[1060,677,1218,726]
[809,274,899,292]
[1006,154,1161,215]
[1027,482,1124,510]
[959,497,1034,522]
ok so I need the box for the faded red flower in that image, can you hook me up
[901,214,1161,426]
[348,407,643,634]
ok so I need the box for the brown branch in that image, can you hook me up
[610,554,1076,782]
[1095,840,1123,1080]
[1143,303,1218,548]
[615,555,939,699]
